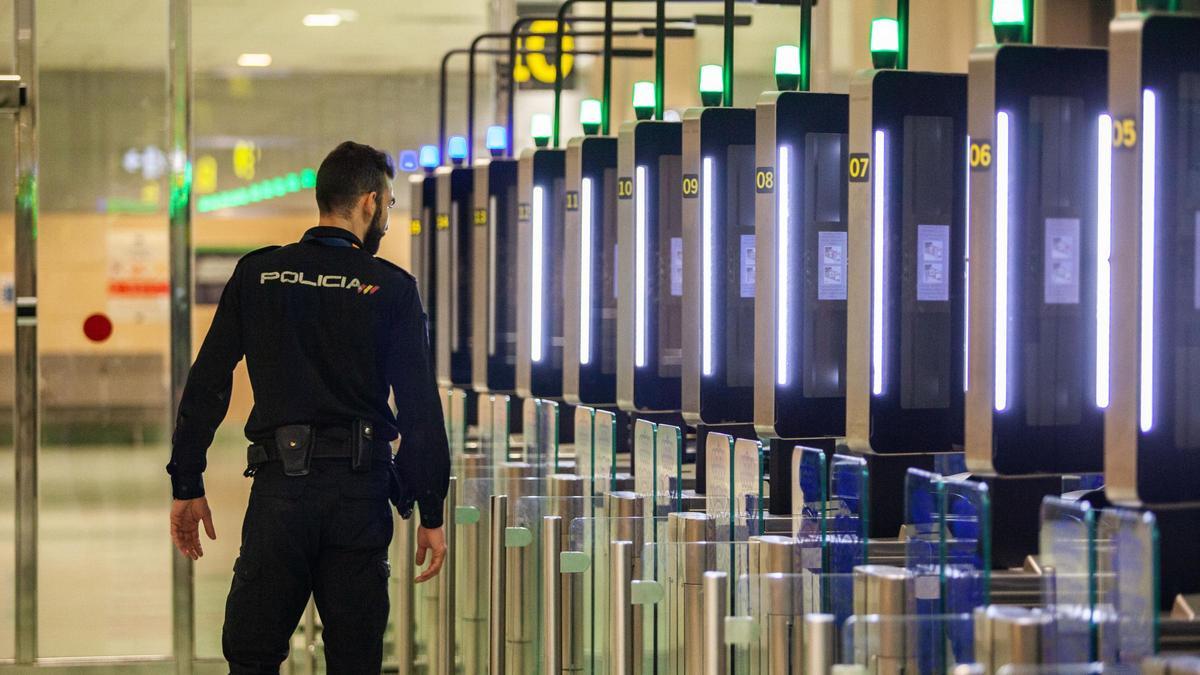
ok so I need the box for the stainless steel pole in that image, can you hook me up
[395,514,415,671]
[437,477,458,675]
[543,515,563,675]
[12,0,38,665]
[703,571,728,675]
[610,540,634,675]
[490,494,509,675]
[803,613,836,675]
[166,0,194,670]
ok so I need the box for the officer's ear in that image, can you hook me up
[359,191,378,220]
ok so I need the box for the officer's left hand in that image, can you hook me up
[170,496,217,560]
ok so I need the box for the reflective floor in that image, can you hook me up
[0,424,252,660]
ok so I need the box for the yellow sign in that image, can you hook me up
[233,140,259,181]
[1112,118,1137,149]
[195,155,218,194]
[513,20,575,85]
[969,142,992,169]
[410,219,422,236]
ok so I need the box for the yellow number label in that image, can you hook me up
[755,169,774,193]
[436,214,449,230]
[848,154,871,182]
[518,203,531,221]
[410,219,422,236]
[474,208,488,226]
[969,142,992,170]
[566,191,580,211]
[617,177,633,200]
[1113,118,1137,149]
[682,175,699,197]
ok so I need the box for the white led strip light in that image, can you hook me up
[1140,90,1157,432]
[994,111,1011,412]
[776,145,791,387]
[635,166,648,368]
[1096,114,1113,409]
[964,136,971,393]
[531,185,545,363]
[580,177,594,365]
[702,156,715,376]
[871,130,886,396]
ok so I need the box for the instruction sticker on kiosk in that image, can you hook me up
[818,231,848,301]
[1044,218,1080,305]
[740,235,756,299]
[917,225,950,302]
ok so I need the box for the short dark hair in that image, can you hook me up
[315,141,396,216]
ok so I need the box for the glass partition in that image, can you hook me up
[1039,496,1098,665]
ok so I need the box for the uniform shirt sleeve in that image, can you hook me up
[388,282,451,528]
[166,263,245,499]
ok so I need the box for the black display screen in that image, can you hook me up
[803,131,848,400]
[657,153,684,380]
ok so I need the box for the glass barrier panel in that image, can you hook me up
[536,398,561,472]
[943,476,991,665]
[656,423,684,517]
[996,665,1141,674]
[523,397,539,460]
[634,419,657,520]
[593,409,616,494]
[1095,508,1158,667]
[840,612,975,674]
[934,452,967,476]
[733,438,764,537]
[1040,496,1098,664]
[575,405,596,495]
[828,453,869,575]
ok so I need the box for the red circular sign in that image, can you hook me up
[83,313,113,343]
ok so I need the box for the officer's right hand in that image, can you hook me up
[414,526,447,583]
[170,496,217,560]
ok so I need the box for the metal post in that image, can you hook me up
[703,571,728,675]
[722,0,734,106]
[655,0,665,120]
[552,0,577,147]
[437,477,458,675]
[601,0,614,134]
[804,614,836,675]
[543,515,563,675]
[13,0,38,665]
[439,49,457,166]
[610,540,634,675]
[395,514,415,670]
[304,599,318,672]
[798,0,812,92]
[490,494,509,675]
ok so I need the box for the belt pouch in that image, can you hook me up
[275,424,314,476]
[351,419,374,472]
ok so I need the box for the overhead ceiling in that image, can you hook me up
[32,0,492,73]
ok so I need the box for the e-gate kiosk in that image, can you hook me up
[753,10,851,519]
[840,14,969,539]
[680,60,760,499]
[1106,2,1200,609]
[410,145,441,368]
[435,136,477,428]
[966,0,1108,567]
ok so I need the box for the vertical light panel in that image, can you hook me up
[1096,114,1113,409]
[635,166,648,367]
[871,130,886,396]
[994,111,1011,412]
[702,156,716,376]
[776,145,792,386]
[580,177,594,365]
[488,195,498,356]
[1139,90,1157,432]
[531,184,546,363]
[964,136,971,392]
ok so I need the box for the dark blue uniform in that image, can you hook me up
[167,225,449,673]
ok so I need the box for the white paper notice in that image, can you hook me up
[1044,218,1081,305]
[818,231,847,301]
[917,224,950,302]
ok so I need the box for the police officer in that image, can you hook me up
[166,141,450,673]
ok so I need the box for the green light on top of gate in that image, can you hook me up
[870,18,899,69]
[580,98,602,135]
[698,64,723,107]
[774,45,801,91]
[531,113,552,147]
[991,0,1030,43]
[632,81,655,120]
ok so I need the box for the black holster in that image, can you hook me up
[275,424,314,476]
[350,419,374,473]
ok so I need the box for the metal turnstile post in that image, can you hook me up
[803,613,836,675]
[503,462,539,673]
[704,571,728,675]
[544,515,564,675]
[606,491,646,672]
[550,474,586,673]
[852,565,915,675]
[670,512,714,674]
[459,454,492,675]
[490,493,509,675]
[748,535,799,675]
[610,539,635,675]
[435,477,457,675]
